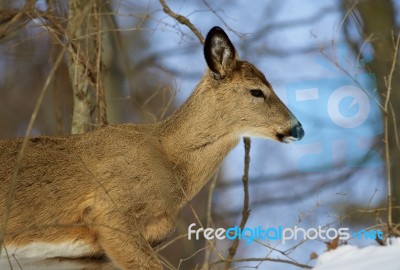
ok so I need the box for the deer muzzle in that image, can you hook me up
[282,118,304,143]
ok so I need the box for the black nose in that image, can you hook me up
[291,121,305,140]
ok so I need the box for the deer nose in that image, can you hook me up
[291,121,304,141]
[282,119,304,143]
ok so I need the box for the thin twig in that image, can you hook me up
[383,32,400,233]
[390,103,400,150]
[154,233,188,253]
[0,47,67,256]
[203,170,219,267]
[201,0,243,39]
[0,0,36,39]
[318,48,384,111]
[225,137,251,269]
[158,0,205,44]
[2,244,12,270]
[93,1,108,127]
[212,256,312,269]
[177,183,226,263]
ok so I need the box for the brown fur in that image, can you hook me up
[0,27,303,269]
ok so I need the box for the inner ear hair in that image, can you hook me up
[204,26,236,79]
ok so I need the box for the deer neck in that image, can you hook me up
[158,79,239,203]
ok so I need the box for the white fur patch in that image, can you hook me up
[3,241,92,259]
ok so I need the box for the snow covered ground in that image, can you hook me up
[1,239,399,269]
[0,256,114,270]
[313,238,400,270]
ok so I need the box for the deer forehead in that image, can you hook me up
[214,61,272,93]
[239,62,271,86]
[207,61,272,92]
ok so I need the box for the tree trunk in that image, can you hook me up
[67,0,108,134]
[344,0,400,224]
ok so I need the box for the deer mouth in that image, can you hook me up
[282,136,299,143]
[276,133,300,143]
[276,133,286,142]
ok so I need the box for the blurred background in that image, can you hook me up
[0,0,399,269]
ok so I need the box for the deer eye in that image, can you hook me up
[250,89,265,98]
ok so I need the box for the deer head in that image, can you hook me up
[202,26,304,143]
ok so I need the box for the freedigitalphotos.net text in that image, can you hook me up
[187,223,384,244]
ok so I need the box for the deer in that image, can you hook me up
[0,26,304,269]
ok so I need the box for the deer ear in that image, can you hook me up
[204,26,237,79]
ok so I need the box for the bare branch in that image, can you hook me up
[0,47,67,256]
[390,103,400,150]
[225,137,251,269]
[203,170,219,267]
[213,256,312,269]
[93,1,108,127]
[158,0,204,44]
[201,0,244,39]
[383,32,400,233]
[0,0,37,39]
[68,0,97,134]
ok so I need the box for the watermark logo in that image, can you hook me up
[286,48,383,172]
[352,229,384,240]
[188,223,384,244]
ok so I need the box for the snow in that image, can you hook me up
[313,238,400,270]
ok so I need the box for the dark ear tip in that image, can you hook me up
[209,26,224,34]
[206,26,226,40]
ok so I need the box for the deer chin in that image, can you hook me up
[276,132,298,143]
[282,136,299,143]
[240,131,275,140]
[240,131,285,143]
